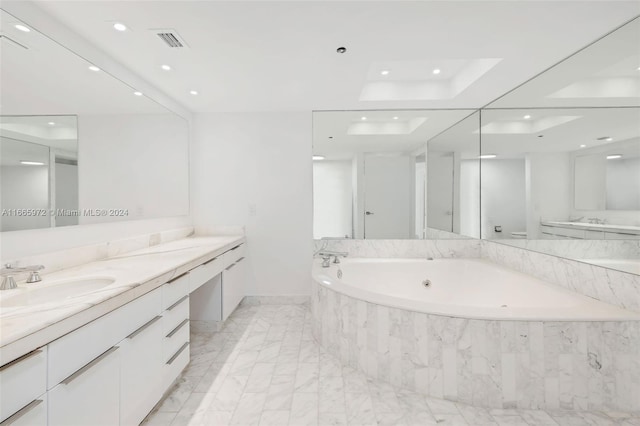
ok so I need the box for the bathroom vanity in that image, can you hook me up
[0,236,246,425]
[540,221,640,240]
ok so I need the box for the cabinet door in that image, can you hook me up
[222,257,246,321]
[120,316,164,426]
[48,347,120,426]
[0,395,47,426]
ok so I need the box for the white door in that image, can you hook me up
[427,152,454,232]
[363,155,412,239]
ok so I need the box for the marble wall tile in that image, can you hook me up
[481,240,640,312]
[493,239,640,260]
[313,239,481,259]
[311,280,640,412]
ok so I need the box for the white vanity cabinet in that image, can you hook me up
[119,315,164,426]
[0,348,47,424]
[222,253,246,321]
[1,396,47,426]
[48,346,120,426]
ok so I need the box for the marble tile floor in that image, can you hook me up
[143,304,640,426]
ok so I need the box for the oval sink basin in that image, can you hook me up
[0,277,116,308]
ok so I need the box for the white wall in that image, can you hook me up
[0,2,192,261]
[0,166,49,231]
[459,159,480,238]
[313,160,352,239]
[480,159,526,239]
[192,112,313,297]
[525,153,572,238]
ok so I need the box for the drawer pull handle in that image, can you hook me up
[236,256,245,263]
[0,349,42,372]
[167,295,188,311]
[225,263,236,271]
[167,319,189,338]
[204,256,219,265]
[127,316,161,340]
[167,272,188,284]
[230,245,241,251]
[62,346,119,385]
[0,399,43,425]
[167,342,189,365]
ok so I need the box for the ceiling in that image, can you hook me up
[26,0,640,113]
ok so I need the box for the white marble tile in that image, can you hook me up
[289,393,319,426]
[230,392,267,426]
[259,410,290,426]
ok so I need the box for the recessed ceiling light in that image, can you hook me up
[393,116,399,120]
[606,154,622,160]
[637,66,640,71]
[133,91,143,96]
[113,22,127,32]
[313,155,325,161]
[328,136,333,139]
[189,90,198,95]
[336,47,347,54]
[161,64,171,71]
[361,116,367,121]
[479,154,497,159]
[15,24,31,32]
[523,115,531,119]
[580,144,586,148]
[88,65,101,72]
[20,160,44,165]
[605,137,613,142]
[380,70,390,76]
[48,122,55,126]
[432,69,441,75]
[596,136,612,141]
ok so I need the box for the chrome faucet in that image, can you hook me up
[587,218,605,225]
[0,264,45,290]
[317,250,348,268]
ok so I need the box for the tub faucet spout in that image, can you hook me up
[317,250,348,267]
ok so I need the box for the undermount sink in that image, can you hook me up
[0,277,116,308]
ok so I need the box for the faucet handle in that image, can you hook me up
[27,271,42,283]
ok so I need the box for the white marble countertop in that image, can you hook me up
[542,221,640,234]
[0,235,244,365]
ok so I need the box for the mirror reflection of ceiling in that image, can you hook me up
[313,110,474,160]
[488,17,640,108]
[0,136,50,166]
[0,115,77,153]
[0,9,169,115]
[480,108,640,158]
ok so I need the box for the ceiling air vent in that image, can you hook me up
[152,29,188,48]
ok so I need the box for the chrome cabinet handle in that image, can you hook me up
[61,346,119,385]
[225,263,236,271]
[0,349,42,372]
[166,342,189,365]
[167,272,188,284]
[236,257,245,263]
[204,256,219,265]
[127,316,161,340]
[0,399,43,425]
[365,211,374,215]
[167,295,188,311]
[166,319,189,338]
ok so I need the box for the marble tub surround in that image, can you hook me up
[311,280,640,412]
[0,226,195,278]
[496,238,640,261]
[313,238,481,259]
[146,303,640,426]
[0,235,244,365]
[482,240,640,313]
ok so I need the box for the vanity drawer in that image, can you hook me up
[584,230,605,239]
[164,342,190,389]
[0,394,47,426]
[48,287,161,388]
[190,255,225,292]
[164,319,190,362]
[162,273,190,310]
[540,225,584,239]
[605,231,640,240]
[224,243,246,264]
[0,348,47,423]
[163,295,189,336]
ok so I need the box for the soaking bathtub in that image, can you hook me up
[311,257,640,412]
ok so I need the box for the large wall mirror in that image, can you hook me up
[0,8,189,232]
[480,16,640,275]
[312,109,474,239]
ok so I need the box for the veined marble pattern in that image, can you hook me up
[144,304,640,426]
[425,228,475,240]
[493,239,640,260]
[313,239,481,259]
[482,241,640,313]
[311,281,640,413]
[1,227,195,278]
